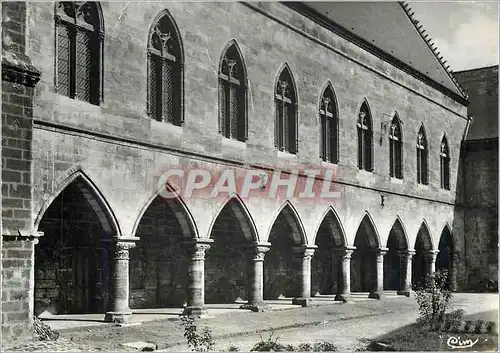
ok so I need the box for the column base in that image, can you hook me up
[368,291,384,300]
[292,297,312,307]
[239,302,272,312]
[397,290,414,297]
[182,306,208,317]
[334,293,353,303]
[104,311,132,324]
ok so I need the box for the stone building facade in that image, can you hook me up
[2,1,471,341]
[455,65,498,291]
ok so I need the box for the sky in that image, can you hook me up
[408,1,499,71]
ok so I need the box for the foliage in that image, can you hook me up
[180,315,216,352]
[226,344,240,351]
[34,317,60,341]
[250,332,337,352]
[413,269,453,331]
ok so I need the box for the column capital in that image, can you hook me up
[182,239,214,260]
[245,242,271,261]
[396,249,416,258]
[293,245,317,258]
[424,250,439,260]
[375,247,389,255]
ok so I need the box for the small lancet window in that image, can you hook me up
[55,2,103,105]
[275,66,298,154]
[147,13,183,125]
[357,102,373,171]
[218,43,247,141]
[389,115,403,179]
[416,126,428,185]
[319,85,338,163]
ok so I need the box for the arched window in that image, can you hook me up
[357,101,373,171]
[275,65,298,154]
[55,2,103,105]
[440,136,450,190]
[416,126,428,185]
[319,84,338,163]
[389,114,403,179]
[218,42,247,141]
[147,12,183,125]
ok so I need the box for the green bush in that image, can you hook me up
[180,315,215,352]
[414,269,453,331]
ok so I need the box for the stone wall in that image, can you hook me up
[455,66,498,291]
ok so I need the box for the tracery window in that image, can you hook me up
[218,42,247,141]
[440,136,450,190]
[274,66,298,154]
[319,84,338,163]
[416,126,428,185]
[55,2,103,105]
[147,12,183,125]
[357,101,373,171]
[389,115,403,179]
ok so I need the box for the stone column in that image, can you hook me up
[240,243,271,312]
[182,239,213,316]
[425,250,438,276]
[335,246,356,302]
[397,250,415,297]
[292,246,317,307]
[104,236,139,324]
[369,247,388,300]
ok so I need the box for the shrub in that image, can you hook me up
[33,318,59,341]
[180,315,215,352]
[226,344,240,351]
[250,332,291,352]
[414,269,453,331]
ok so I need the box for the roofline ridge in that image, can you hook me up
[399,1,469,100]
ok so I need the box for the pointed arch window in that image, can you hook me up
[319,84,338,163]
[218,43,247,141]
[416,126,428,185]
[389,115,403,179]
[275,66,298,154]
[357,102,373,171]
[55,2,103,105]
[440,136,450,190]
[147,13,183,125]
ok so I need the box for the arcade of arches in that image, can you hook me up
[34,180,458,322]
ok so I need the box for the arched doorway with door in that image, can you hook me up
[35,174,119,316]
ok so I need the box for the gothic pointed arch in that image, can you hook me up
[205,196,258,304]
[319,82,339,163]
[412,220,434,286]
[384,216,409,290]
[351,212,380,292]
[416,124,429,185]
[34,170,120,315]
[311,207,346,296]
[440,134,451,190]
[34,169,120,236]
[389,113,403,179]
[264,201,306,299]
[275,64,298,154]
[357,99,373,171]
[54,2,104,104]
[218,40,248,142]
[147,9,184,125]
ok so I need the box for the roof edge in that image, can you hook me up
[455,64,499,74]
[399,1,469,100]
[281,1,469,106]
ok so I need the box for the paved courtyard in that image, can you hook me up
[3,293,498,352]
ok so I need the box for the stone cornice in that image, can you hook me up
[2,51,41,87]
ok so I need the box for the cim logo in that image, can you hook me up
[154,164,342,203]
